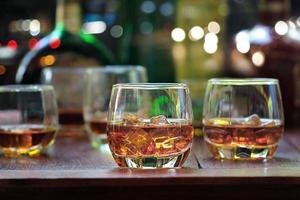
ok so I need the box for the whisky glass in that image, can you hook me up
[203,78,284,160]
[83,66,147,149]
[0,85,58,157]
[107,83,194,168]
[41,67,88,125]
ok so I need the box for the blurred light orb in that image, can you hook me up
[40,55,55,67]
[22,19,31,31]
[275,21,288,35]
[235,31,250,53]
[28,38,38,49]
[29,19,40,36]
[235,31,249,43]
[236,41,250,54]
[160,2,173,16]
[7,40,18,50]
[288,20,296,29]
[188,26,204,41]
[208,21,221,34]
[16,20,23,31]
[171,28,186,42]
[204,33,218,44]
[0,65,6,75]
[252,51,265,67]
[83,21,106,34]
[249,25,271,45]
[110,25,123,38]
[140,21,153,35]
[203,42,218,54]
[141,1,156,14]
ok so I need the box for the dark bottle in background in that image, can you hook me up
[16,0,115,84]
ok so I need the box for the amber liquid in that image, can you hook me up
[107,121,193,168]
[88,118,107,135]
[203,118,284,160]
[0,125,56,156]
[59,109,83,125]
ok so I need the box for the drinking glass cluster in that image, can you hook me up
[0,76,285,168]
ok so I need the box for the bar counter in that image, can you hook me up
[0,127,300,199]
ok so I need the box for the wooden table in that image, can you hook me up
[1,128,300,200]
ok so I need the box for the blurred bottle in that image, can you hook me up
[116,0,176,82]
[173,1,226,131]
[230,0,300,127]
[16,0,115,84]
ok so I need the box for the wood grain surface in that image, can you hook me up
[0,127,300,199]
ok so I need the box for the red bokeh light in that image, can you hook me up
[7,40,18,50]
[50,39,61,49]
[28,38,39,49]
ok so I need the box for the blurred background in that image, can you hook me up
[0,0,300,127]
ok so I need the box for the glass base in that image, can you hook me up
[205,141,278,160]
[0,145,45,157]
[111,149,190,168]
[88,133,108,149]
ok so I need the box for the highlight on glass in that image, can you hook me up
[107,83,194,168]
[202,78,284,160]
[0,85,58,157]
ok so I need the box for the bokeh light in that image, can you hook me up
[0,65,6,75]
[29,19,40,36]
[160,2,173,16]
[208,21,221,34]
[40,55,56,67]
[141,1,156,14]
[235,31,250,53]
[50,39,61,49]
[7,40,18,50]
[21,19,31,31]
[275,21,288,35]
[83,21,107,34]
[252,51,265,67]
[110,25,123,38]
[203,42,218,54]
[205,33,218,44]
[28,38,38,49]
[140,21,153,35]
[171,28,186,42]
[188,26,204,41]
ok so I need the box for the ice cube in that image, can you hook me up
[204,118,231,126]
[261,120,276,127]
[205,128,231,144]
[126,129,152,155]
[150,115,169,125]
[122,113,141,125]
[243,114,261,126]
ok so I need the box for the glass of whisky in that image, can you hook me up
[41,67,88,125]
[203,78,284,160]
[83,66,147,149]
[107,83,194,168]
[0,85,58,157]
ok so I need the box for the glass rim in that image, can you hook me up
[208,78,279,85]
[94,65,146,73]
[42,65,146,73]
[0,84,54,92]
[113,83,188,89]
